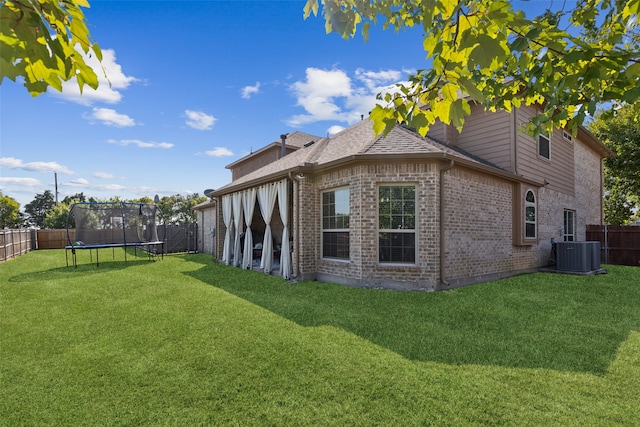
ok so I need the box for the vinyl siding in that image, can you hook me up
[515,105,575,196]
[454,104,514,171]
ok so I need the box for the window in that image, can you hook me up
[378,185,416,263]
[525,190,536,239]
[563,209,575,241]
[322,188,349,259]
[538,132,550,159]
[562,130,573,142]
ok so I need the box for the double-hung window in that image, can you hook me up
[322,188,350,260]
[538,132,550,159]
[378,185,416,264]
[563,209,575,241]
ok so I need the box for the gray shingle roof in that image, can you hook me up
[214,119,512,195]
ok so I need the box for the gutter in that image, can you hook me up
[439,159,455,288]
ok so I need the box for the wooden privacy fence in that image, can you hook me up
[586,225,640,266]
[0,229,35,262]
[37,229,75,249]
[158,224,198,254]
[1,225,198,262]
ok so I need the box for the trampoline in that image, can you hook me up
[65,202,164,267]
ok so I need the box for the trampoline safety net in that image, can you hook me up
[67,202,161,247]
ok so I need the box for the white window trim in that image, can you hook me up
[321,187,350,260]
[563,209,576,242]
[538,131,551,160]
[524,189,537,240]
[377,184,418,265]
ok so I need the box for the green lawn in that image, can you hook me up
[1,249,639,426]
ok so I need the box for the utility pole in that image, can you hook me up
[54,172,59,205]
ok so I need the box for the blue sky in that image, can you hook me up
[1,0,550,207]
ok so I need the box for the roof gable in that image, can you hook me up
[225,130,321,170]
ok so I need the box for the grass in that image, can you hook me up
[1,249,639,426]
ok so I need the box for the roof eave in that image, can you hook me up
[312,152,545,187]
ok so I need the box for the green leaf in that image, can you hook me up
[450,99,471,132]
[458,77,484,102]
[303,0,319,19]
[469,34,508,70]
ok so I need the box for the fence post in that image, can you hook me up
[604,225,608,265]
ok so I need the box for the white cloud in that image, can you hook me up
[185,110,217,130]
[327,125,345,136]
[107,139,173,149]
[205,147,234,157]
[96,184,126,191]
[0,157,74,174]
[66,178,90,187]
[0,177,42,187]
[53,48,138,105]
[85,108,136,127]
[241,82,261,99]
[355,68,403,91]
[287,67,404,127]
[92,171,115,179]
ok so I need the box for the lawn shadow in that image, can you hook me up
[9,254,156,284]
[185,260,638,375]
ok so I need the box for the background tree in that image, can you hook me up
[0,0,103,96]
[24,190,55,228]
[304,0,640,136]
[589,104,640,225]
[0,192,23,228]
[130,196,154,204]
[43,202,73,229]
[61,193,87,204]
[157,194,206,225]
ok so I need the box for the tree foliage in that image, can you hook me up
[43,201,72,229]
[157,194,207,225]
[0,192,22,228]
[24,190,55,228]
[589,104,640,225]
[304,0,640,136]
[0,0,103,96]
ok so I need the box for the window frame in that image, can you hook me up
[321,187,350,260]
[377,184,417,265]
[538,131,551,160]
[563,209,576,242]
[524,189,537,240]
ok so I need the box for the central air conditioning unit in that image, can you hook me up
[555,241,601,272]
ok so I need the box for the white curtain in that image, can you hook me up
[257,182,277,273]
[277,179,292,279]
[232,192,243,267]
[241,188,257,270]
[221,194,233,265]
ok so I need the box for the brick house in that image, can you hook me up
[209,105,612,290]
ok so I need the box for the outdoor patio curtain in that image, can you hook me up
[221,194,232,265]
[257,181,277,274]
[277,179,291,279]
[232,192,243,267]
[241,188,256,270]
[221,179,293,279]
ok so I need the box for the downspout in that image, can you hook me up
[288,171,301,279]
[512,108,519,175]
[439,159,455,288]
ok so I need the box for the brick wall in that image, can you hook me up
[574,140,605,231]
[308,162,440,290]
[442,167,544,286]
